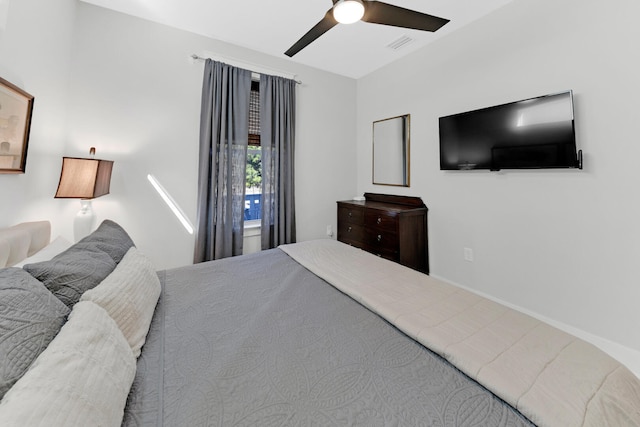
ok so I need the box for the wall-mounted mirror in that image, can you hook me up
[372,114,410,187]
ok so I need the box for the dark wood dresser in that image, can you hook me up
[337,193,429,274]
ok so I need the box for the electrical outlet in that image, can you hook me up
[464,247,474,262]
[326,225,333,237]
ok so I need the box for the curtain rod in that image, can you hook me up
[190,54,302,85]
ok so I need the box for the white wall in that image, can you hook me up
[6,0,637,372]
[0,0,77,234]
[15,0,356,268]
[357,0,640,366]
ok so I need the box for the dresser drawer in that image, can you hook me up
[362,242,399,261]
[364,228,399,251]
[364,210,397,233]
[338,205,364,224]
[338,222,365,245]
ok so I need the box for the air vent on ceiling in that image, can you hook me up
[386,35,414,51]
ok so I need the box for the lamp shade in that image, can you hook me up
[54,157,113,199]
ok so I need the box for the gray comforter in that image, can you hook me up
[123,248,533,426]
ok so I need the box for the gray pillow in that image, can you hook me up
[0,268,70,399]
[24,244,117,309]
[23,220,134,308]
[79,220,135,264]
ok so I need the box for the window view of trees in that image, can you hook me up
[245,83,261,221]
[245,145,261,221]
[246,146,261,189]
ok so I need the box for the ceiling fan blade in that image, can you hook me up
[285,9,338,57]
[361,1,449,32]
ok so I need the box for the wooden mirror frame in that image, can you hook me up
[372,114,410,187]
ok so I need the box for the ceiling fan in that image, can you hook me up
[285,0,450,57]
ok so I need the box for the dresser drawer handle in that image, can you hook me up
[376,217,381,225]
[348,211,352,217]
[348,226,352,232]
[377,234,382,242]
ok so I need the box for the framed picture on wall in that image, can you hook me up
[0,77,34,174]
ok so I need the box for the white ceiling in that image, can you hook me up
[79,0,514,79]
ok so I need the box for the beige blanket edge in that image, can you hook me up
[280,240,640,427]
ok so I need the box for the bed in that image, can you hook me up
[0,220,639,426]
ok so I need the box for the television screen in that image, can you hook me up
[439,91,579,170]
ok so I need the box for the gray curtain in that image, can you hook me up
[194,60,251,262]
[260,74,296,249]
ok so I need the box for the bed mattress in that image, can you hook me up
[122,248,533,426]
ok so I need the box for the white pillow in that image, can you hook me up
[81,247,161,357]
[0,301,136,427]
[14,236,73,268]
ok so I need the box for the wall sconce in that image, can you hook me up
[54,147,113,241]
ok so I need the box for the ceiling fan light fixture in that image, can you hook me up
[333,0,365,24]
[284,0,449,57]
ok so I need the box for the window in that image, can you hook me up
[245,81,261,222]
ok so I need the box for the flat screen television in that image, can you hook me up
[439,91,581,171]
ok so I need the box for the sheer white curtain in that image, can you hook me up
[259,74,296,249]
[194,60,251,262]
